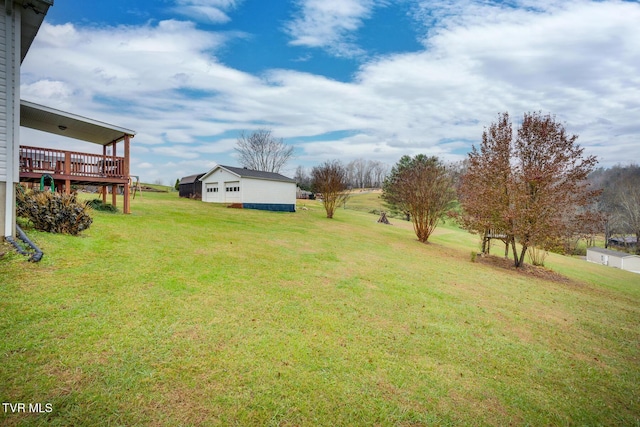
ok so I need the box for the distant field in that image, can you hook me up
[343,189,385,213]
[1,191,639,426]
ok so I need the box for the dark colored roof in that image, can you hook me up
[587,247,639,258]
[609,236,638,244]
[218,165,296,183]
[180,173,206,185]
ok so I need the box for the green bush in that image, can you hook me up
[87,199,118,212]
[16,188,93,235]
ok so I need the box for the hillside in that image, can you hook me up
[1,192,639,426]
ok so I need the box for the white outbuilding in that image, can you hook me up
[586,247,640,274]
[200,165,296,212]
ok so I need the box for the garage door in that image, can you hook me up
[204,182,220,202]
[224,181,241,203]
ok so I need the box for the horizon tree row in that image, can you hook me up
[295,159,388,191]
[589,164,640,253]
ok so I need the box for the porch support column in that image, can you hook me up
[102,145,107,204]
[64,151,71,195]
[111,141,117,208]
[123,135,131,214]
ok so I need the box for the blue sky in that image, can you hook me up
[20,0,640,184]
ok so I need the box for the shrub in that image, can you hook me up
[87,199,118,212]
[16,188,93,235]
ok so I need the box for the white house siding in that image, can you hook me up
[201,168,242,203]
[586,247,640,274]
[242,178,296,209]
[1,7,20,237]
[621,256,640,273]
[586,250,608,266]
[1,10,10,181]
[609,255,623,269]
[200,165,296,212]
[587,248,623,268]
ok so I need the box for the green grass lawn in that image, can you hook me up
[1,191,639,426]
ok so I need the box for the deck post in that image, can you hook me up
[112,141,117,171]
[111,141,117,208]
[123,135,131,214]
[64,151,71,194]
[102,145,108,204]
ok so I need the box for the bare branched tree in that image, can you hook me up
[311,160,350,219]
[346,159,388,188]
[611,167,640,250]
[370,161,388,188]
[590,164,640,249]
[293,165,312,191]
[235,129,294,173]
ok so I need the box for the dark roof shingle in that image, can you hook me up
[220,165,295,183]
[180,173,206,185]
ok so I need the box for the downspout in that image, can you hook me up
[5,223,43,262]
[5,0,13,16]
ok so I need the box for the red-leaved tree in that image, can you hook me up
[459,112,599,267]
[383,155,455,243]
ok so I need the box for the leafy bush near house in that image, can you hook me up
[16,188,93,235]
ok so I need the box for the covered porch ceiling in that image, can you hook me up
[20,100,136,146]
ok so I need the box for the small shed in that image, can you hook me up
[586,247,640,273]
[179,173,205,199]
[608,236,638,248]
[200,165,296,212]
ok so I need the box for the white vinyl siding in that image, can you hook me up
[0,12,9,181]
[2,7,20,236]
[201,168,240,203]
[200,165,296,210]
[622,256,640,273]
[1,6,19,183]
[586,248,640,273]
[242,178,296,205]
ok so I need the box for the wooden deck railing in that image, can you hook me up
[19,146,126,180]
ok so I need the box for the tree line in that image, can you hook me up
[234,118,637,268]
[232,128,389,190]
[294,159,388,192]
[589,164,640,249]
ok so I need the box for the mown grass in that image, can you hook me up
[1,191,639,426]
[343,190,386,215]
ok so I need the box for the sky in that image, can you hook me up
[20,0,640,185]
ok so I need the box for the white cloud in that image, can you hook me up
[285,0,377,57]
[153,146,200,159]
[19,1,640,184]
[192,139,237,154]
[171,0,243,24]
[21,79,76,101]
